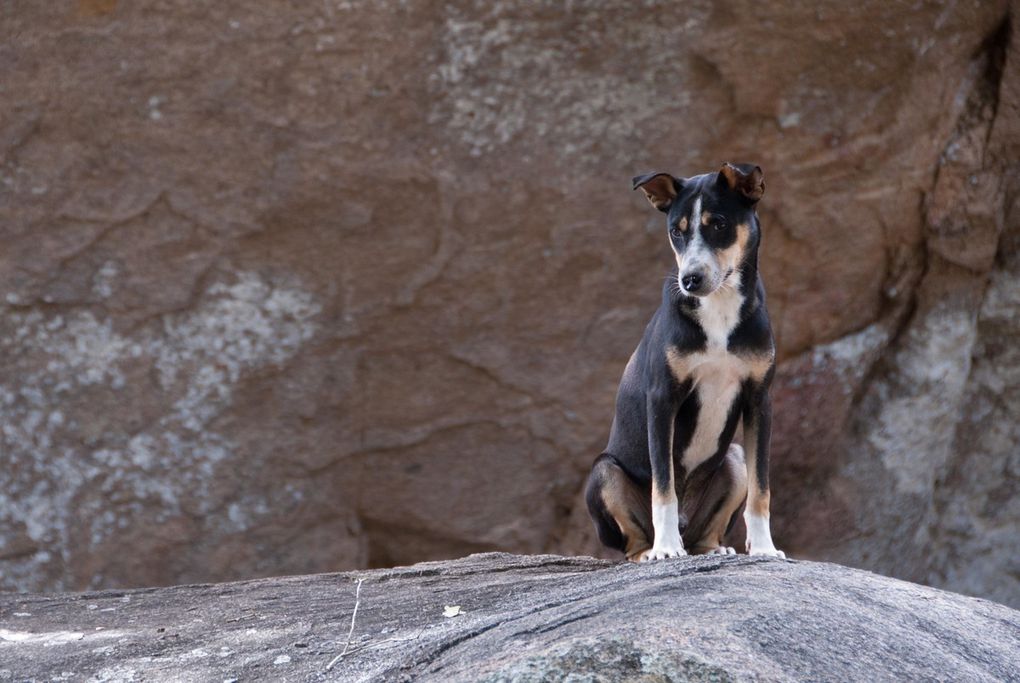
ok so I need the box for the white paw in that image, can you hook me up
[746,544,786,559]
[705,546,737,556]
[638,544,687,562]
[744,513,784,558]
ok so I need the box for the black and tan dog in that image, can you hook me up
[585,162,785,561]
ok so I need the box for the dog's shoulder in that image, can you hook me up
[625,289,704,391]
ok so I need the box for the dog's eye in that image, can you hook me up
[670,225,683,237]
[712,219,728,231]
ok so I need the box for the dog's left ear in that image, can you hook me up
[718,163,765,203]
[633,172,683,212]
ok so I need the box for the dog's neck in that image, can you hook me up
[692,271,745,348]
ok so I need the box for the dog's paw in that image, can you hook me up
[704,546,737,556]
[746,544,786,559]
[638,544,687,562]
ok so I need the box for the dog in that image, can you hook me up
[584,162,785,561]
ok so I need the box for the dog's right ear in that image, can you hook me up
[632,172,683,212]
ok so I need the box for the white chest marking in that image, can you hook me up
[680,351,744,470]
[695,272,743,349]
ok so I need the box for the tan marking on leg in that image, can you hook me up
[701,446,748,552]
[743,414,771,517]
[651,486,676,507]
[650,390,678,507]
[749,488,771,517]
[743,420,782,556]
[599,468,652,561]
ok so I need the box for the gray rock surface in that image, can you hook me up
[1,553,1018,682]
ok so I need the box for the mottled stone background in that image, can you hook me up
[1,1,1017,607]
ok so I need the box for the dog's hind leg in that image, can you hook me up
[681,444,748,555]
[585,454,653,561]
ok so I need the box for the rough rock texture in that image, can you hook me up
[1,553,1018,682]
[761,6,1020,607]
[1,0,1019,607]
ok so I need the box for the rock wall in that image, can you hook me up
[0,1,1017,606]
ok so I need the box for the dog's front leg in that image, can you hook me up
[743,382,785,558]
[640,390,686,561]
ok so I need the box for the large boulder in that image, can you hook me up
[0,0,1018,608]
[0,553,1017,681]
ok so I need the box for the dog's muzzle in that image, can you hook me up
[680,266,735,297]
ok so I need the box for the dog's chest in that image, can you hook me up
[670,348,750,408]
[667,349,747,469]
[665,290,757,470]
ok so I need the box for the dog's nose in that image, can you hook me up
[681,272,704,293]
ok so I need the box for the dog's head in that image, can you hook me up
[633,163,764,298]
